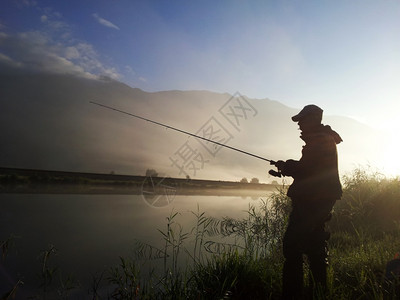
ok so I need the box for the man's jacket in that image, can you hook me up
[281,124,343,200]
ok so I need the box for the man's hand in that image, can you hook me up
[272,160,285,171]
[269,160,285,177]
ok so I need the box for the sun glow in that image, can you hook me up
[376,123,400,178]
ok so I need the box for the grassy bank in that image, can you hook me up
[1,168,400,299]
[0,167,276,195]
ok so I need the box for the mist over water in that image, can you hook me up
[0,70,384,182]
[0,192,269,297]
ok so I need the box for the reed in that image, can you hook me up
[2,167,400,299]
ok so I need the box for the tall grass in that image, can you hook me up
[327,167,400,299]
[2,167,400,299]
[105,167,400,299]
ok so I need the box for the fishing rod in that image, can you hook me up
[90,101,282,176]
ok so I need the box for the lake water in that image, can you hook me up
[0,191,272,298]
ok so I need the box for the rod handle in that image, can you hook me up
[268,169,282,177]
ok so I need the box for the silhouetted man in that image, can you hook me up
[272,105,342,299]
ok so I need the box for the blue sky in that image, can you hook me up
[1,0,400,130]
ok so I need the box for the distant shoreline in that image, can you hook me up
[0,167,279,195]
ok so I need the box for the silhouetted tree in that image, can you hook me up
[250,177,259,184]
[240,177,248,183]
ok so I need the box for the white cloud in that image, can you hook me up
[35,7,71,40]
[0,52,23,68]
[101,67,120,80]
[65,46,80,60]
[1,3,122,80]
[124,65,135,74]
[0,30,121,80]
[92,13,120,30]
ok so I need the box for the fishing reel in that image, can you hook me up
[269,160,282,178]
[268,169,282,177]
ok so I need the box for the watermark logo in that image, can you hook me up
[169,141,210,177]
[142,92,258,207]
[219,92,258,132]
[141,175,177,208]
[195,116,233,156]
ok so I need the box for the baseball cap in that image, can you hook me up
[292,104,323,122]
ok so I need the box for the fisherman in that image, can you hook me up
[272,104,343,299]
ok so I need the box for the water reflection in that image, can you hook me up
[0,192,271,297]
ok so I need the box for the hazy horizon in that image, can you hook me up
[0,68,388,183]
[1,0,399,180]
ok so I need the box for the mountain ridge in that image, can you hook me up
[0,68,381,182]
